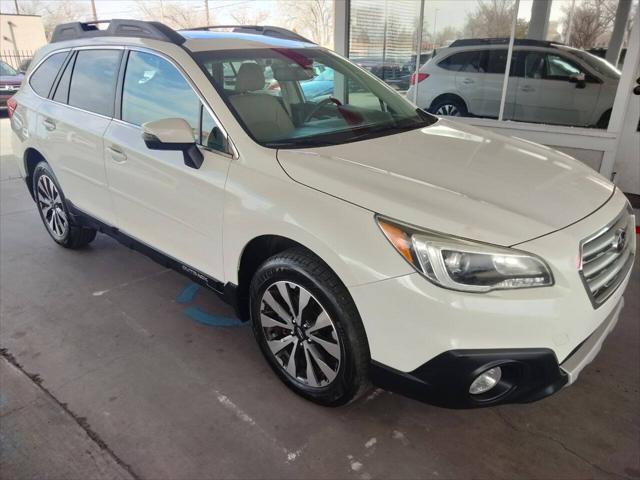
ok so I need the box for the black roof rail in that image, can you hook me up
[184,25,315,44]
[50,19,186,45]
[449,38,563,48]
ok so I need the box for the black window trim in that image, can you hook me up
[50,50,77,104]
[115,45,235,158]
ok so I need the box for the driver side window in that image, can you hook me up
[545,54,583,80]
[122,51,228,153]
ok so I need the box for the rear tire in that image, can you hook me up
[429,96,468,117]
[596,109,611,129]
[250,248,370,406]
[33,161,97,249]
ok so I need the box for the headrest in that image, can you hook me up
[236,63,265,92]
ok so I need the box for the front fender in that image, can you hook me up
[222,161,412,287]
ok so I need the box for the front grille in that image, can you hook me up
[579,207,636,308]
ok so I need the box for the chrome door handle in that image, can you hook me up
[42,118,56,131]
[462,78,474,84]
[520,85,535,92]
[107,146,127,163]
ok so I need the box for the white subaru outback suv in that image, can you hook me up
[9,20,635,408]
[407,38,620,128]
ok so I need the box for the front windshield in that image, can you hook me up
[569,49,621,79]
[193,48,436,148]
[1,61,18,76]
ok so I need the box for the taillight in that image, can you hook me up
[410,73,430,85]
[6,96,17,118]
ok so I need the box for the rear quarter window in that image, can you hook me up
[29,52,68,97]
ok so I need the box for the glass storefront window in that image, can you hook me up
[349,0,637,130]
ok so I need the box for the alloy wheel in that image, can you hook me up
[259,281,341,388]
[36,175,68,240]
[435,103,460,116]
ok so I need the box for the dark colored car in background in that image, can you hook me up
[1,61,24,111]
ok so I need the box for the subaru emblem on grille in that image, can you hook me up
[612,228,627,253]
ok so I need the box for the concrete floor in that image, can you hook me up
[1,116,639,479]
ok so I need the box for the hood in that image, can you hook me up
[277,119,614,246]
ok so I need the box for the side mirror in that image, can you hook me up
[142,118,203,169]
[568,73,586,89]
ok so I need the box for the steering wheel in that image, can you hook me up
[304,97,343,123]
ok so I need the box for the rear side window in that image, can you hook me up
[68,49,122,117]
[29,52,67,97]
[438,51,484,73]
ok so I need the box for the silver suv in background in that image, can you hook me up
[407,38,621,128]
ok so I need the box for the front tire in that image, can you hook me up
[33,162,97,249]
[250,248,370,406]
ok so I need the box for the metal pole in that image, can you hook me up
[413,0,425,104]
[90,0,98,21]
[14,0,20,14]
[432,8,438,47]
[205,0,210,25]
[498,0,520,121]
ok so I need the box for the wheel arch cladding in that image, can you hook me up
[236,235,313,321]
[24,148,47,199]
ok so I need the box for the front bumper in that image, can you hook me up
[350,189,632,407]
[369,297,623,408]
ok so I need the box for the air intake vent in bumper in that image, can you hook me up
[579,207,635,308]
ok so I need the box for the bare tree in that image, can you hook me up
[230,7,271,25]
[279,0,334,48]
[433,26,460,48]
[17,0,92,39]
[462,0,528,38]
[561,0,618,48]
[136,0,210,30]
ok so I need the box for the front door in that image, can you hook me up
[103,49,232,281]
[514,51,601,126]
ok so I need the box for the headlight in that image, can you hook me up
[377,217,553,292]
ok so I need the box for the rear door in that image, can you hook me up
[103,49,232,281]
[448,50,485,114]
[37,47,122,224]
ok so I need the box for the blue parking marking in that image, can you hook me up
[184,306,244,327]
[176,283,201,304]
[177,283,246,328]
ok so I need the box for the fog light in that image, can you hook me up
[469,367,502,395]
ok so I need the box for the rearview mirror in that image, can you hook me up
[568,73,586,89]
[142,118,203,169]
